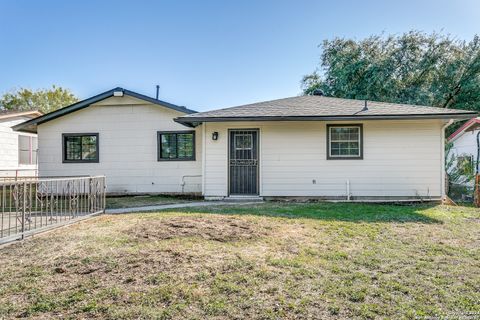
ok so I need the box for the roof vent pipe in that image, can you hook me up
[362,100,368,112]
[156,85,160,100]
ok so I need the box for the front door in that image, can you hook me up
[229,129,259,195]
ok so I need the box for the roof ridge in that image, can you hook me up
[307,95,443,109]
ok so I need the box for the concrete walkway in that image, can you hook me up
[105,201,260,214]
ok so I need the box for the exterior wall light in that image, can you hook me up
[212,132,219,140]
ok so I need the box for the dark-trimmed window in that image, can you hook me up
[327,124,363,159]
[63,133,99,163]
[158,131,195,161]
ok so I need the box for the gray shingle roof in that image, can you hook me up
[176,95,477,126]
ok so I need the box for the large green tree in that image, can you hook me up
[302,31,480,111]
[0,85,78,114]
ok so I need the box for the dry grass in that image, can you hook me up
[105,195,198,209]
[0,202,479,319]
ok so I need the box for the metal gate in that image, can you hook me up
[229,129,259,195]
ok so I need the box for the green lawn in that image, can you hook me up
[0,202,479,319]
[105,195,198,209]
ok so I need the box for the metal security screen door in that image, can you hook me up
[229,130,259,195]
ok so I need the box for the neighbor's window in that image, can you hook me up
[158,131,195,160]
[327,125,363,159]
[18,135,38,165]
[63,133,99,163]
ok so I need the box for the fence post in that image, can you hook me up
[21,182,26,240]
[103,177,107,213]
[88,177,92,213]
[475,174,480,207]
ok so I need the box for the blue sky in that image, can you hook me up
[0,0,479,111]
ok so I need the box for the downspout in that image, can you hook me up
[346,179,351,201]
[441,119,455,200]
[201,123,206,196]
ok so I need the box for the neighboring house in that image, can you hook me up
[14,87,476,201]
[0,110,42,177]
[447,117,480,183]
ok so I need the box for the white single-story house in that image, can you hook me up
[0,110,42,177]
[14,87,477,201]
[447,117,480,176]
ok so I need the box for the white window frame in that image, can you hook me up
[18,135,38,165]
[327,124,363,160]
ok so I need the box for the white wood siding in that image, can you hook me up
[0,117,37,176]
[203,120,445,199]
[37,96,202,194]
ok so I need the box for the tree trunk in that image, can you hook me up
[442,85,462,109]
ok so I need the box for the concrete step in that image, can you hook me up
[224,196,264,202]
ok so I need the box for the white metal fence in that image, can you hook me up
[0,176,106,244]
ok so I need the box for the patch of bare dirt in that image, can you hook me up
[128,216,263,242]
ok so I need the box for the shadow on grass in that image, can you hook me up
[105,194,201,209]
[159,202,443,224]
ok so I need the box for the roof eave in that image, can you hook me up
[173,118,197,128]
[13,125,38,134]
[175,113,478,126]
[13,87,197,133]
[0,110,43,120]
[447,117,480,141]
